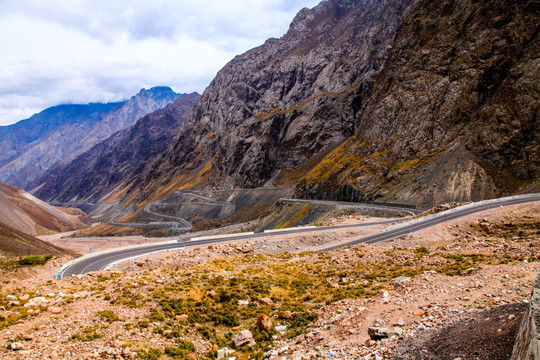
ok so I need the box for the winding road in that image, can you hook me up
[56,194,540,278]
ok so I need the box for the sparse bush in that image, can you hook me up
[98,310,120,323]
[19,254,53,266]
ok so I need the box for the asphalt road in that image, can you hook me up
[57,194,540,278]
[320,194,540,251]
[56,219,398,277]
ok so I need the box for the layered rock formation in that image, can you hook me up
[32,92,200,203]
[297,0,539,207]
[0,87,180,189]
[123,0,416,205]
[27,0,539,211]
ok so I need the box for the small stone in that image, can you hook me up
[185,354,197,360]
[414,310,426,317]
[50,350,59,359]
[257,314,272,332]
[47,306,62,314]
[176,314,189,322]
[366,339,377,347]
[259,297,273,306]
[396,318,405,326]
[217,347,228,359]
[8,342,24,350]
[278,311,294,319]
[238,300,249,306]
[368,327,395,340]
[207,290,218,299]
[6,295,18,301]
[233,330,253,347]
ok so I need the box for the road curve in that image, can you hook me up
[320,193,540,251]
[56,219,397,277]
[57,194,540,278]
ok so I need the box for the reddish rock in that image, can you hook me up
[278,311,294,319]
[256,314,272,331]
[259,297,273,306]
[47,306,62,314]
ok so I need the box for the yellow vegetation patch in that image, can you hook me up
[300,136,372,187]
[276,204,314,229]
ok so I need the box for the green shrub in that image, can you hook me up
[98,310,120,323]
[164,339,196,357]
[137,347,163,359]
[19,254,53,266]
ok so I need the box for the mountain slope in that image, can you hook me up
[297,0,539,207]
[32,92,200,203]
[0,222,74,258]
[0,87,180,189]
[115,0,416,207]
[0,183,92,237]
[124,0,538,210]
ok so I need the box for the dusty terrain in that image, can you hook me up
[0,202,538,359]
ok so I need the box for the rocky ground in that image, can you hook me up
[0,202,538,359]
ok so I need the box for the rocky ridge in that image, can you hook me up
[120,0,416,205]
[297,0,540,207]
[98,0,539,213]
[31,92,200,203]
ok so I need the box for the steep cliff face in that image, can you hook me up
[31,93,200,203]
[127,0,415,204]
[297,0,539,207]
[0,87,180,189]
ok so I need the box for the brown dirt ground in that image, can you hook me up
[0,201,538,359]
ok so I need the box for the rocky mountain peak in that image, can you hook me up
[0,87,181,189]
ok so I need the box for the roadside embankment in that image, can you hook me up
[511,268,540,359]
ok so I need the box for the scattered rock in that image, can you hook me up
[186,354,197,360]
[233,330,254,347]
[207,290,218,299]
[278,311,294,319]
[414,310,426,317]
[176,314,189,322]
[6,295,18,301]
[395,318,405,326]
[257,314,272,331]
[259,297,273,306]
[368,327,396,340]
[47,306,62,314]
[217,347,229,359]
[8,342,24,350]
[24,297,47,308]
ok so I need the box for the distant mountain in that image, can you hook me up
[0,87,181,189]
[32,92,200,203]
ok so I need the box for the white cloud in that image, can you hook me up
[0,0,320,125]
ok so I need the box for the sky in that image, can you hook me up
[0,0,321,126]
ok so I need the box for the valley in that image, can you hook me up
[0,0,538,358]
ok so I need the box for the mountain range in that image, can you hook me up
[2,0,539,227]
[66,0,537,213]
[0,86,181,189]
